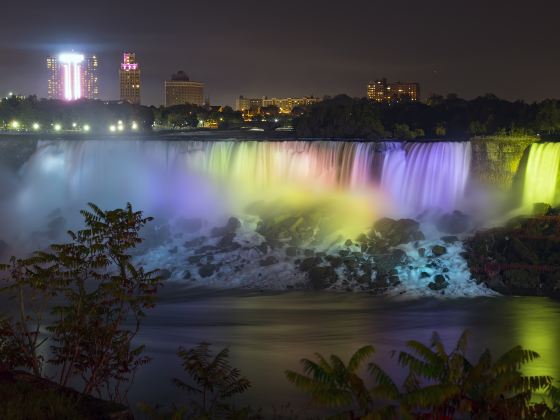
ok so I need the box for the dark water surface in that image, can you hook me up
[130,287,560,414]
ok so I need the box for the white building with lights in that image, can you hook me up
[47,53,99,101]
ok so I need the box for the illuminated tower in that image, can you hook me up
[47,53,99,101]
[119,53,141,104]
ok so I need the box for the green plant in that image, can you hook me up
[285,345,399,419]
[0,203,163,403]
[397,330,554,418]
[173,342,252,419]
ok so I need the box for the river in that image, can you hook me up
[130,287,560,415]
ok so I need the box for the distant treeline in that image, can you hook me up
[293,94,560,140]
[2,93,560,139]
[0,96,245,132]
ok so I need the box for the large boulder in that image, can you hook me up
[428,274,449,291]
[371,218,423,247]
[436,211,471,234]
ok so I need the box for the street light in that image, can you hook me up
[109,125,116,132]
[32,123,40,130]
[10,121,19,130]
[83,124,91,132]
[54,124,62,131]
[131,121,138,130]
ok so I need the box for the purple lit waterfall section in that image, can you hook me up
[381,142,472,216]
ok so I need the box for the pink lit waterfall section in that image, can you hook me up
[23,140,474,220]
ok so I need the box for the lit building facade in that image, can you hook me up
[47,53,99,100]
[119,53,141,104]
[235,96,320,113]
[367,79,420,103]
[164,71,204,107]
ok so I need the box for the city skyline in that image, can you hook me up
[0,1,559,106]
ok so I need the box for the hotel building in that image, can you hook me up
[47,53,99,100]
[367,79,420,103]
[119,53,141,104]
[164,71,204,107]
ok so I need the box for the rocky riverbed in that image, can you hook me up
[134,202,494,298]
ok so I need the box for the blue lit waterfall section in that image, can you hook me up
[18,139,473,221]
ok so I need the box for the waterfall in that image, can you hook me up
[522,143,560,207]
[381,142,472,216]
[17,139,473,223]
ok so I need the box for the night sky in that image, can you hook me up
[0,0,558,106]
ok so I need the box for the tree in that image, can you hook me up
[0,203,163,403]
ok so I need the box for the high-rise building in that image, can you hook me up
[367,79,420,103]
[119,53,141,104]
[164,71,204,107]
[47,53,99,100]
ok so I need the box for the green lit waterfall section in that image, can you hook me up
[523,143,560,207]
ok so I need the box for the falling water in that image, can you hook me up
[14,139,474,221]
[522,143,560,208]
[381,142,472,216]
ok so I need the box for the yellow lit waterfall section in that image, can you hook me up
[184,141,384,241]
[523,143,560,207]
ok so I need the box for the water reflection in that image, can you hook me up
[131,289,560,414]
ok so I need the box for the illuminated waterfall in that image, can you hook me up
[522,143,560,207]
[24,139,472,220]
[381,142,472,216]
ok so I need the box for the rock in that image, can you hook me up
[198,264,217,278]
[260,256,279,266]
[256,242,270,254]
[344,239,353,247]
[509,237,539,265]
[169,246,178,254]
[325,255,342,268]
[376,249,407,275]
[436,211,471,234]
[373,218,422,246]
[217,232,236,248]
[308,266,337,290]
[210,217,241,237]
[418,247,426,257]
[226,217,242,231]
[304,249,315,257]
[533,203,551,216]
[285,246,299,257]
[485,277,511,295]
[428,274,449,291]
[183,270,192,280]
[356,233,368,243]
[502,269,540,291]
[159,269,172,280]
[420,271,430,279]
[441,235,459,244]
[300,257,321,272]
[432,245,447,257]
